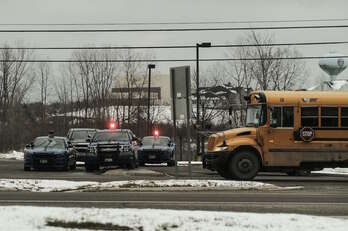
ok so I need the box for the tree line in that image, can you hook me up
[0,32,307,152]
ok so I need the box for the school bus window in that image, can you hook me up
[301,107,318,127]
[341,107,348,127]
[270,106,294,127]
[321,107,338,128]
[283,107,294,127]
[270,107,281,127]
[246,105,262,127]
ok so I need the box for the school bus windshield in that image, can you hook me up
[246,105,262,127]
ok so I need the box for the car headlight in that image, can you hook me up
[214,146,228,152]
[122,145,131,152]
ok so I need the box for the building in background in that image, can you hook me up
[111,74,171,105]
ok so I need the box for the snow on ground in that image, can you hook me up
[0,179,96,192]
[314,168,348,175]
[146,161,203,167]
[1,206,347,231]
[177,161,202,166]
[0,179,302,192]
[0,151,24,160]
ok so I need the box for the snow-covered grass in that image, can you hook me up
[0,151,24,160]
[0,179,302,192]
[1,206,347,231]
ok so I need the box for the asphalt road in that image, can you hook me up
[0,191,348,216]
[1,159,348,216]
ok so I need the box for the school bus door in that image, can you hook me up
[263,106,297,166]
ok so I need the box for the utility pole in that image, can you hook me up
[147,64,155,135]
[195,42,211,158]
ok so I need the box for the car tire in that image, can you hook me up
[228,151,260,180]
[167,160,176,167]
[127,160,136,169]
[24,166,31,171]
[217,167,233,179]
[85,164,98,172]
[63,162,70,171]
[70,162,76,170]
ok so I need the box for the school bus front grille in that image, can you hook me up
[207,135,218,150]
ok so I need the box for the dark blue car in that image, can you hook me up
[138,136,176,166]
[24,136,77,171]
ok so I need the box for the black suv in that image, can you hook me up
[67,128,97,162]
[85,129,138,171]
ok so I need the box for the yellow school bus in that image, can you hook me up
[205,91,348,180]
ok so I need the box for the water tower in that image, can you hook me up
[319,53,347,81]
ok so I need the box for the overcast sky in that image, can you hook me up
[0,0,348,93]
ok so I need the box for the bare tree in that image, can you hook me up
[232,31,306,91]
[63,49,120,127]
[0,45,35,151]
[220,31,307,127]
[37,62,50,123]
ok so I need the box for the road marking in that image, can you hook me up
[0,200,348,206]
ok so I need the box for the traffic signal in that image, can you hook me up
[153,129,159,137]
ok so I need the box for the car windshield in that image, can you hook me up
[142,137,170,146]
[33,138,65,149]
[93,131,129,142]
[246,105,262,127]
[71,130,95,140]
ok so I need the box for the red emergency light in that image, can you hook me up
[108,121,117,130]
[153,129,159,137]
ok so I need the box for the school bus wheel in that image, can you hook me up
[228,150,260,180]
[217,167,233,179]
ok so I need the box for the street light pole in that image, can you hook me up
[147,64,156,136]
[195,42,211,158]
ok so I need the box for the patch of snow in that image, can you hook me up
[1,206,347,231]
[0,179,302,192]
[0,179,96,192]
[177,161,202,166]
[214,91,226,95]
[0,151,24,160]
[313,168,348,175]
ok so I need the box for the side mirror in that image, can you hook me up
[132,136,138,142]
[67,141,73,148]
[25,143,34,149]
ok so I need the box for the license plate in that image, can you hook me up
[39,159,48,164]
[102,148,117,152]
[104,158,113,162]
[149,155,156,159]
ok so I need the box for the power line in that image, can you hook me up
[1,56,347,63]
[1,41,348,50]
[1,25,348,33]
[1,18,348,26]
